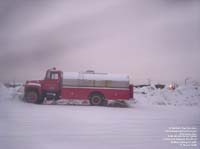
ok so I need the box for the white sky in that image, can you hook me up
[0,0,200,84]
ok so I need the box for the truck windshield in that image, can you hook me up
[46,71,59,80]
[51,72,59,80]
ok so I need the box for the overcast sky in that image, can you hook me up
[0,0,200,84]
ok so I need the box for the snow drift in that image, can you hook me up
[0,83,23,103]
[134,85,200,106]
[0,83,13,102]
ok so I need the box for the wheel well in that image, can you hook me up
[88,91,105,100]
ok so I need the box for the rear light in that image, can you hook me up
[129,84,133,98]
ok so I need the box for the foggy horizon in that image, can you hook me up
[0,0,200,85]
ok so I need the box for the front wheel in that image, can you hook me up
[25,91,43,104]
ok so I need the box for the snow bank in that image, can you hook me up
[0,83,13,102]
[134,85,200,106]
[0,83,24,103]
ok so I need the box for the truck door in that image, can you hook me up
[43,71,61,94]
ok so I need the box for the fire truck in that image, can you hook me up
[24,68,133,106]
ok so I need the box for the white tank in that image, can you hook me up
[63,71,129,88]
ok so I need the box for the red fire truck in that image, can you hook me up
[24,68,133,106]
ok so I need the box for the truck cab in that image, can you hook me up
[42,68,63,98]
[24,68,63,103]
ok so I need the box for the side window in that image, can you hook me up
[51,73,59,80]
[60,72,63,80]
[46,71,51,79]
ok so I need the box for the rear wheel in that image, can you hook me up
[89,94,107,106]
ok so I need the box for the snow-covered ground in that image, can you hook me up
[134,85,200,106]
[0,83,199,149]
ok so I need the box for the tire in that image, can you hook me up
[25,91,44,104]
[89,93,107,106]
[25,91,38,103]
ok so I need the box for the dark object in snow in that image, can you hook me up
[4,82,22,88]
[155,84,165,89]
[108,101,129,108]
[141,92,146,94]
[134,84,150,88]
